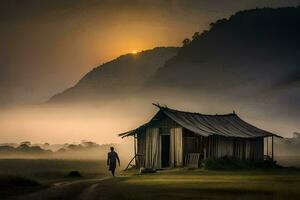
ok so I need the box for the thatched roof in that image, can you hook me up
[119,104,281,138]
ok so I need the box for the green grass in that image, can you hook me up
[0,159,110,183]
[0,175,43,198]
[0,175,40,187]
[1,159,300,199]
[98,168,300,200]
[0,159,112,198]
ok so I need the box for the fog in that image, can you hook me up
[0,90,299,144]
[0,140,134,164]
[0,89,300,167]
[0,104,140,144]
[1,1,300,160]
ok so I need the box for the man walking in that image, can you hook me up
[107,146,120,176]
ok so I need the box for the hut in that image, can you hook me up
[119,104,281,169]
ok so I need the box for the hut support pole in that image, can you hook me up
[266,137,268,157]
[208,137,210,159]
[134,133,137,168]
[173,133,176,168]
[272,136,274,162]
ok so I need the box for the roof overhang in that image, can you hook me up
[118,104,283,139]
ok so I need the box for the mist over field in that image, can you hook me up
[0,94,300,166]
[1,2,300,200]
[1,4,300,156]
[0,3,300,174]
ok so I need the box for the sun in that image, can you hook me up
[131,50,137,54]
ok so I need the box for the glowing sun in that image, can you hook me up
[131,50,137,54]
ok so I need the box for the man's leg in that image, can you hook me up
[112,168,115,176]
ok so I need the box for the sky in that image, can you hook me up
[1,0,299,104]
[0,0,299,144]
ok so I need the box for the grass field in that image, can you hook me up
[0,159,112,182]
[1,159,300,200]
[103,169,300,200]
[0,159,113,198]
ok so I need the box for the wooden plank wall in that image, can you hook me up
[183,129,206,163]
[136,123,264,169]
[170,127,183,167]
[205,136,264,160]
[136,130,146,168]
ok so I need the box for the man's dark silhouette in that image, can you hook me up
[107,146,120,176]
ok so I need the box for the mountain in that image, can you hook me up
[49,47,179,103]
[49,6,300,120]
[145,7,300,115]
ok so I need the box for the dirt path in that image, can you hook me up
[10,177,123,200]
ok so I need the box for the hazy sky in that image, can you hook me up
[1,0,299,104]
[0,0,300,144]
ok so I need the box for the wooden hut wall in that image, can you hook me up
[149,112,183,168]
[136,113,179,169]
[145,128,161,169]
[205,136,264,160]
[181,130,207,167]
[182,129,206,162]
[206,136,216,159]
[136,129,146,168]
[149,113,180,129]
[249,138,264,160]
[233,138,245,159]
[234,138,264,160]
[215,137,234,158]
[170,127,183,167]
[135,112,265,169]
[183,129,198,154]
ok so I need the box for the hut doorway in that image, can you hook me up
[161,135,170,168]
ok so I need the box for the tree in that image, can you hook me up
[20,141,31,146]
[182,38,191,46]
[192,32,200,40]
[210,18,227,27]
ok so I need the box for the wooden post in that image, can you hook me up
[134,133,137,168]
[272,136,274,162]
[203,137,207,160]
[208,137,210,159]
[173,131,176,168]
[266,137,268,157]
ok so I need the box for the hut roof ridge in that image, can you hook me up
[120,104,282,138]
[158,106,237,117]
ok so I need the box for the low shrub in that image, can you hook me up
[67,170,82,178]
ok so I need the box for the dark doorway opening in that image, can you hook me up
[161,135,170,168]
